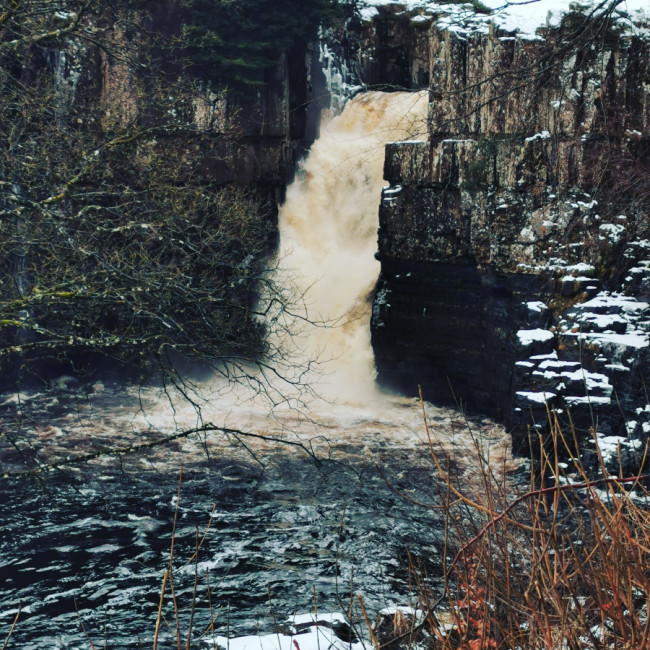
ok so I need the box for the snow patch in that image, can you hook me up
[517,328,554,345]
[516,391,555,404]
[525,301,548,313]
[525,130,551,143]
[359,1,650,39]
[599,223,626,244]
[205,613,363,650]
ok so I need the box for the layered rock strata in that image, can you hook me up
[369,8,650,459]
[51,6,320,204]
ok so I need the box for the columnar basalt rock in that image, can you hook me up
[371,11,650,460]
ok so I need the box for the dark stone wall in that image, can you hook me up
[318,3,432,107]
[372,260,547,417]
[370,16,650,463]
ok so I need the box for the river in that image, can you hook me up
[0,92,517,648]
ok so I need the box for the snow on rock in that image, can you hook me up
[517,328,554,346]
[565,262,596,275]
[515,360,535,369]
[573,312,629,332]
[561,292,650,359]
[577,292,649,314]
[525,301,548,313]
[382,184,403,204]
[560,275,595,283]
[525,130,551,143]
[538,359,580,370]
[358,0,650,38]
[564,395,611,406]
[576,331,649,350]
[592,432,646,470]
[516,391,556,405]
[513,288,650,457]
[599,223,626,244]
[530,351,558,361]
[569,294,650,350]
[205,613,362,650]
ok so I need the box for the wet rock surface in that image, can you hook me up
[372,259,547,418]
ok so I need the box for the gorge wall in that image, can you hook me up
[19,1,323,219]
[336,3,650,460]
[0,1,330,386]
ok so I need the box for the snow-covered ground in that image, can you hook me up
[204,612,364,650]
[359,0,650,37]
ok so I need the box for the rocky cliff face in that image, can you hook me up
[49,4,319,206]
[0,1,330,388]
[319,3,432,109]
[357,4,650,463]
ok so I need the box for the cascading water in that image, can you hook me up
[0,91,515,649]
[270,90,428,405]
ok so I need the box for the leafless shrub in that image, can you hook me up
[403,399,650,650]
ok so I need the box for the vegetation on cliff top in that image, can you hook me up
[180,0,343,89]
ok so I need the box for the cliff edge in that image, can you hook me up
[358,1,650,461]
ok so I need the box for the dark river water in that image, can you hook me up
[1,457,442,649]
[1,383,515,649]
[0,91,524,648]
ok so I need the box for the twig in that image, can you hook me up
[1,606,20,650]
[357,595,379,650]
[169,467,183,650]
[447,473,648,578]
[2,424,320,479]
[153,570,169,650]
[185,527,200,650]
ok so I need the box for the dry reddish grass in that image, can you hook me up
[408,399,650,650]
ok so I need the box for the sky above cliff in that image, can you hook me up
[361,0,650,38]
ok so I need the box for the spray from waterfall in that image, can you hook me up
[273,90,429,405]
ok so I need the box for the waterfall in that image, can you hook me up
[272,90,429,405]
[0,91,517,650]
